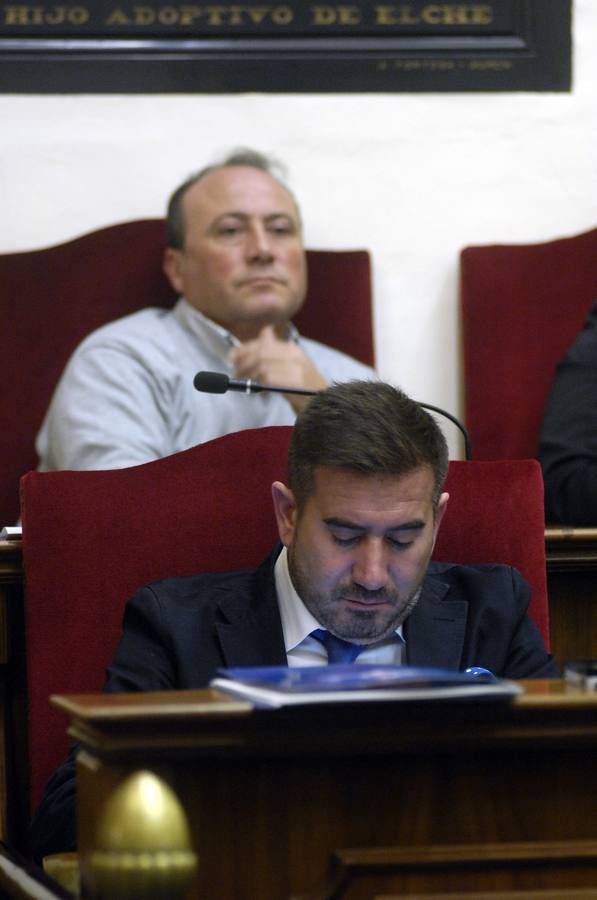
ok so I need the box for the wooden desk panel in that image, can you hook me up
[545,527,597,667]
[0,540,22,663]
[53,683,597,900]
[0,540,26,847]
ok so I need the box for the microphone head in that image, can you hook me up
[193,371,230,394]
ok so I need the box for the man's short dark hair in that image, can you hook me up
[165,148,296,249]
[288,380,449,511]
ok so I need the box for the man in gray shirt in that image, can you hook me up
[36,149,374,471]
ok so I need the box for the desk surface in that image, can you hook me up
[51,681,597,761]
[0,538,22,580]
[52,678,597,718]
[545,525,597,570]
[51,680,597,743]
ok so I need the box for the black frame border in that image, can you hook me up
[0,1,572,93]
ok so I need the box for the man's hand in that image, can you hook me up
[228,325,327,411]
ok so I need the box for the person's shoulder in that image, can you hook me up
[138,567,258,609]
[77,306,173,351]
[428,560,512,573]
[562,300,597,364]
[426,561,527,608]
[427,560,520,583]
[135,551,277,615]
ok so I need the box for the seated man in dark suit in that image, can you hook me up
[31,380,557,861]
[539,302,597,524]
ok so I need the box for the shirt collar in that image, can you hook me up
[173,297,301,356]
[274,546,405,653]
[274,547,321,653]
[173,297,238,357]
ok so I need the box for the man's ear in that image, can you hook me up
[162,247,184,294]
[431,492,449,551]
[271,481,298,547]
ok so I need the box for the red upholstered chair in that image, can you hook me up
[434,458,549,647]
[460,226,597,460]
[0,219,374,523]
[21,431,549,818]
[20,425,292,816]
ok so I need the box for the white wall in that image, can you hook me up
[2,1,595,457]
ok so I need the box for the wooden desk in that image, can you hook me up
[53,682,597,899]
[0,540,26,847]
[545,527,597,666]
[1,532,596,854]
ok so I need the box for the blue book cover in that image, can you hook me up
[210,665,521,707]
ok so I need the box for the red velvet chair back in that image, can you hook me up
[461,226,597,459]
[21,433,548,813]
[21,426,293,812]
[434,458,549,646]
[0,219,374,523]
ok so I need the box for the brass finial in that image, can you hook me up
[86,770,198,899]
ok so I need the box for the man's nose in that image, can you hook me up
[352,540,389,591]
[246,224,274,262]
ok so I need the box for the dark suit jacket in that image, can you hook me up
[539,300,597,523]
[31,548,557,860]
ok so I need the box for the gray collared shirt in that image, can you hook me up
[36,298,376,471]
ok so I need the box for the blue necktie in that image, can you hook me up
[310,628,364,664]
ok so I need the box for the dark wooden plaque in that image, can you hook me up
[0,1,571,93]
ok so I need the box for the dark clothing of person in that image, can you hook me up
[539,301,597,524]
[31,547,557,861]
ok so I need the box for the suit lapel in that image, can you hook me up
[404,573,469,670]
[216,614,287,667]
[211,552,470,671]
[215,549,288,668]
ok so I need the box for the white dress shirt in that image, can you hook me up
[274,547,405,666]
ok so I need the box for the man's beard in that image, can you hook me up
[287,550,423,644]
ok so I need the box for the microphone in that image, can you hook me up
[193,371,472,459]
[193,370,317,397]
